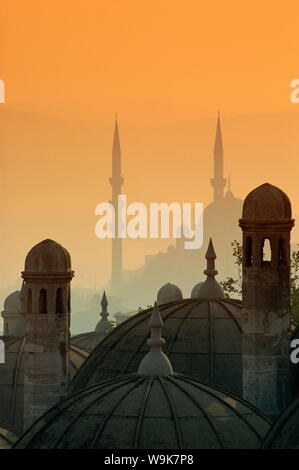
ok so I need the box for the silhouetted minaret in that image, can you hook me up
[211,112,227,201]
[109,115,124,292]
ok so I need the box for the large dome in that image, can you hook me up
[242,183,292,221]
[0,335,89,433]
[14,373,270,449]
[71,331,107,352]
[24,239,72,273]
[262,395,299,449]
[70,297,243,396]
[0,425,19,449]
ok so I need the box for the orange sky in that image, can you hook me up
[1,0,299,290]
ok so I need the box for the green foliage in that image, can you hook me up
[220,241,242,298]
[220,240,299,323]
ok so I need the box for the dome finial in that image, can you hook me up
[196,238,225,300]
[95,291,113,334]
[100,291,108,320]
[205,238,217,277]
[137,302,173,376]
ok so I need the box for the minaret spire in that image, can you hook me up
[109,114,124,293]
[211,112,227,201]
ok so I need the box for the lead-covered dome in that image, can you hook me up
[24,239,72,273]
[0,425,19,449]
[3,291,20,314]
[242,183,292,221]
[14,373,270,449]
[262,394,299,449]
[70,297,243,396]
[157,283,183,305]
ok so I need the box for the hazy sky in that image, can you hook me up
[1,0,299,290]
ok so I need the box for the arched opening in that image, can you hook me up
[262,238,271,264]
[245,237,253,267]
[27,288,32,313]
[39,289,47,314]
[279,238,286,264]
[56,288,64,314]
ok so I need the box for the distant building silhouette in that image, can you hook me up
[107,114,243,311]
[109,115,124,293]
[211,111,227,201]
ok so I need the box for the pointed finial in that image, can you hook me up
[206,237,216,262]
[137,302,173,376]
[95,291,113,334]
[228,175,231,191]
[100,291,108,319]
[196,238,225,300]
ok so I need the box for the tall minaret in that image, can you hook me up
[210,112,227,201]
[109,115,124,293]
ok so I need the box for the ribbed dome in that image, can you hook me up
[157,283,183,305]
[262,395,299,449]
[70,298,243,396]
[24,239,72,273]
[0,335,89,433]
[242,183,292,221]
[14,374,270,449]
[71,331,106,352]
[0,425,19,449]
[2,291,20,314]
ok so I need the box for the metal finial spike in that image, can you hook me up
[100,291,108,320]
[204,238,218,279]
[206,238,216,260]
[197,238,225,300]
[137,302,173,376]
[149,301,163,329]
[101,291,108,307]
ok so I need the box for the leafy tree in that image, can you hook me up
[220,241,242,298]
[220,240,299,323]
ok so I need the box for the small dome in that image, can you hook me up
[262,395,299,449]
[24,239,72,273]
[191,282,204,298]
[3,291,20,314]
[0,425,19,449]
[157,283,183,305]
[14,374,270,449]
[242,183,292,221]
